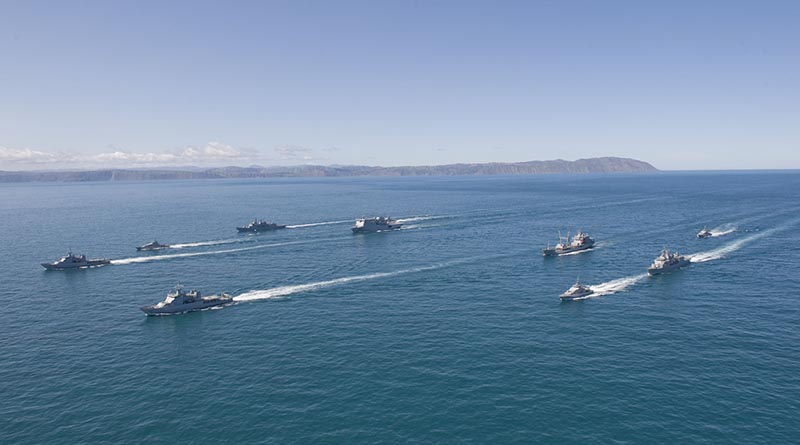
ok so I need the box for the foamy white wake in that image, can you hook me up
[586,273,649,298]
[234,255,486,303]
[688,228,776,263]
[286,220,351,229]
[234,271,399,302]
[709,223,737,237]
[111,238,337,265]
[170,238,244,249]
[396,215,454,223]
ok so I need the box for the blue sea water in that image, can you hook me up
[1,172,799,444]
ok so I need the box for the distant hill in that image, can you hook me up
[0,157,658,183]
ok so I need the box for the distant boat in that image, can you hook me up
[697,227,712,238]
[41,251,110,270]
[136,240,170,251]
[560,279,594,300]
[141,284,233,315]
[351,217,403,233]
[543,230,595,256]
[647,249,690,275]
[236,219,287,233]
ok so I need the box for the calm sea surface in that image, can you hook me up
[1,172,799,443]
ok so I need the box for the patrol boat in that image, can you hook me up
[697,227,712,238]
[543,230,596,256]
[647,249,691,275]
[141,285,233,315]
[136,240,170,251]
[560,279,594,300]
[352,216,403,233]
[236,219,287,233]
[41,251,111,270]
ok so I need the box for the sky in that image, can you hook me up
[0,0,798,171]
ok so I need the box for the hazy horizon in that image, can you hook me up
[2,1,798,171]
[0,155,658,173]
[5,157,800,174]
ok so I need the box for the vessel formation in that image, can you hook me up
[141,285,233,315]
[556,227,713,300]
[38,216,713,306]
[352,216,403,233]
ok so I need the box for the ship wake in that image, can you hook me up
[586,273,648,298]
[688,228,776,263]
[234,271,401,302]
[396,214,455,223]
[286,220,351,229]
[111,238,338,265]
[709,223,737,237]
[170,238,246,249]
[234,254,499,303]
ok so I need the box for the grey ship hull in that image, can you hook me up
[647,260,691,275]
[560,290,594,300]
[137,245,170,251]
[543,242,596,257]
[141,297,233,315]
[237,225,287,233]
[351,224,402,233]
[41,260,110,270]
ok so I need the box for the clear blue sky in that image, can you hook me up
[1,0,798,170]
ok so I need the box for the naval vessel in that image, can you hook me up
[41,252,111,270]
[560,279,594,300]
[543,230,596,256]
[141,285,233,315]
[351,217,403,233]
[647,249,691,275]
[136,240,170,251]
[237,219,287,233]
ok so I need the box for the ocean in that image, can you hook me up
[1,171,799,443]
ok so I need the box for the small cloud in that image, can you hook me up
[92,142,254,166]
[92,151,178,164]
[0,141,258,169]
[0,146,77,164]
[181,141,254,160]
